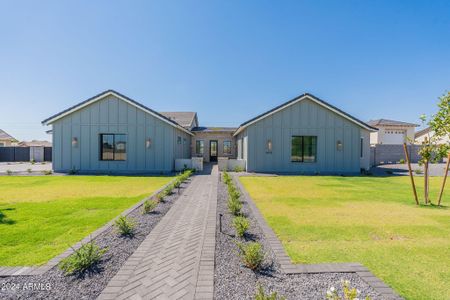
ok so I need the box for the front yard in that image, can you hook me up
[240,176,450,300]
[0,175,171,266]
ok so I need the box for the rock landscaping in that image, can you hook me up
[214,172,382,300]
[0,171,193,300]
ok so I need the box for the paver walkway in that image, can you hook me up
[98,166,218,300]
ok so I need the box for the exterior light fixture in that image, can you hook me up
[266,139,272,153]
[336,140,343,151]
[146,138,152,148]
[72,137,78,148]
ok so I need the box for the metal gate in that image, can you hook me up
[44,147,52,162]
[0,147,30,162]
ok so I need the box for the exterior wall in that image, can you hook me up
[0,140,13,147]
[191,131,236,163]
[51,94,191,173]
[371,125,416,145]
[416,130,450,145]
[360,129,371,170]
[241,99,369,174]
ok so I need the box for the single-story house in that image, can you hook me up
[367,119,419,145]
[415,127,450,145]
[0,129,17,147]
[18,140,52,162]
[42,90,377,174]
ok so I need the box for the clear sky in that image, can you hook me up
[1,0,449,141]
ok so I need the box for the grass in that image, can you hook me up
[240,176,450,300]
[0,175,171,266]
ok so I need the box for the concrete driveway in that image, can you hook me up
[0,162,52,175]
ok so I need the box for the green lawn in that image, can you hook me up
[240,176,450,300]
[0,175,171,266]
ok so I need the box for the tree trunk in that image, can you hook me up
[403,143,419,205]
[437,153,450,206]
[424,161,429,204]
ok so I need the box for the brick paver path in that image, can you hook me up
[98,167,218,300]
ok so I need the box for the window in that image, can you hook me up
[360,137,364,158]
[223,141,232,155]
[266,139,272,153]
[100,134,127,161]
[196,140,204,155]
[183,138,187,145]
[291,136,317,163]
[177,136,182,144]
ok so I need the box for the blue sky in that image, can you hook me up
[0,0,449,141]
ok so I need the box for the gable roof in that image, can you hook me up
[159,112,197,129]
[415,127,431,139]
[234,93,377,136]
[367,119,419,127]
[41,90,193,136]
[0,129,16,141]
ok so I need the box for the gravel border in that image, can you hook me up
[214,174,382,300]
[0,178,191,300]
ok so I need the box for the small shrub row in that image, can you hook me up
[157,169,194,201]
[59,241,107,275]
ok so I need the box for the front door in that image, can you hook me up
[209,140,218,162]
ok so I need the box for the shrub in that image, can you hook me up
[173,179,181,189]
[236,241,265,270]
[6,170,12,175]
[31,159,35,164]
[254,284,286,300]
[223,172,231,184]
[399,158,406,164]
[228,185,240,200]
[43,170,53,175]
[114,215,135,236]
[142,199,157,214]
[156,192,165,202]
[232,216,250,238]
[326,279,371,300]
[228,197,242,216]
[69,167,77,175]
[59,241,107,275]
[27,168,32,174]
[233,166,245,172]
[415,169,424,175]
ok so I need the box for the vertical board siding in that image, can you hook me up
[243,98,370,174]
[51,95,190,173]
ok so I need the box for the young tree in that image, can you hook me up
[429,92,450,206]
[418,115,433,204]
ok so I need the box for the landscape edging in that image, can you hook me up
[0,175,180,277]
[232,173,402,300]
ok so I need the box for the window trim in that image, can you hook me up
[291,136,317,163]
[99,134,127,161]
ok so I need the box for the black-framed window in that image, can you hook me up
[196,140,204,155]
[223,141,232,155]
[291,136,317,163]
[100,134,127,161]
[177,136,182,144]
[360,137,364,158]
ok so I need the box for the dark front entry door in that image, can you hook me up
[210,140,218,162]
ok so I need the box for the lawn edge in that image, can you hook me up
[0,176,177,277]
[233,173,403,300]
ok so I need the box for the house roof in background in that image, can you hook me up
[159,112,197,129]
[18,140,52,147]
[191,127,237,133]
[415,127,431,138]
[0,129,16,141]
[234,93,378,136]
[41,90,194,136]
[367,119,419,127]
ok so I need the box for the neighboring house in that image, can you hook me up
[18,140,53,162]
[234,93,377,173]
[42,90,376,174]
[18,140,52,147]
[415,127,450,145]
[0,129,17,146]
[367,119,419,145]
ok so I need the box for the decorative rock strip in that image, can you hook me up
[98,166,218,300]
[0,177,179,278]
[232,174,403,300]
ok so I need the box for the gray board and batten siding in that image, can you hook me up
[234,95,375,174]
[43,91,192,174]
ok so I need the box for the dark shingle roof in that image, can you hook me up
[367,119,419,127]
[159,112,197,129]
[191,127,237,133]
[0,129,16,141]
[235,93,377,135]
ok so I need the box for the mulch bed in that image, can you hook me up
[0,179,191,300]
[214,175,382,300]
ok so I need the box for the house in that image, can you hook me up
[367,119,419,145]
[415,127,450,145]
[42,90,376,174]
[0,129,17,146]
[234,93,377,173]
[18,140,52,162]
